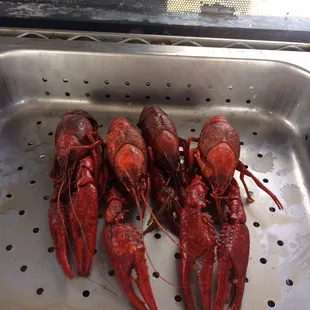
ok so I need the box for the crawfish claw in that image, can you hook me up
[104,223,158,310]
[49,186,74,279]
[214,222,250,310]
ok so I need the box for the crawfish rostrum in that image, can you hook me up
[49,106,284,310]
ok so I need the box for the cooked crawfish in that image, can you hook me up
[187,115,283,309]
[104,186,158,310]
[179,175,217,310]
[49,109,104,278]
[106,117,151,218]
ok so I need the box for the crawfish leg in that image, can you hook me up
[214,223,250,310]
[49,185,73,279]
[69,156,98,276]
[237,160,283,210]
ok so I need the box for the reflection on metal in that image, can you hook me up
[0,28,309,52]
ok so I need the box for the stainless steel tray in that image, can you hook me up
[0,37,309,310]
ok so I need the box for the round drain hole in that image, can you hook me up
[33,227,39,233]
[6,194,12,198]
[269,207,276,212]
[240,141,244,145]
[253,222,260,227]
[246,99,251,104]
[45,91,50,96]
[65,92,70,97]
[154,233,161,239]
[253,132,258,135]
[28,142,33,146]
[245,165,248,169]
[152,272,160,278]
[36,288,44,295]
[260,258,267,264]
[165,96,170,101]
[98,213,103,219]
[277,240,284,246]
[174,253,181,259]
[136,215,140,221]
[185,97,190,101]
[17,166,23,171]
[267,300,275,308]
[6,244,13,251]
[108,270,115,276]
[257,154,263,158]
[125,81,130,86]
[82,290,90,297]
[20,265,27,272]
[166,82,171,87]
[42,78,47,82]
[187,83,192,88]
[245,277,249,283]
[191,128,196,132]
[63,78,68,83]
[30,180,36,184]
[249,86,254,90]
[145,96,150,100]
[286,279,293,286]
[19,210,25,215]
[145,82,151,87]
[205,98,211,102]
[104,80,109,85]
[263,178,269,183]
[43,195,49,200]
[305,135,308,140]
[226,99,231,103]
[125,94,130,99]
[94,249,97,255]
[85,93,90,98]
[84,79,89,84]
[48,246,54,253]
[36,121,42,125]
[174,295,182,302]
[105,94,110,99]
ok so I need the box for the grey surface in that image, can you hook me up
[0,39,309,309]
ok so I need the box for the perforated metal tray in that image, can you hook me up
[0,38,310,310]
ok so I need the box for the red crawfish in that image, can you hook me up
[214,178,249,310]
[188,115,283,218]
[137,105,188,189]
[106,117,151,218]
[179,175,217,310]
[104,186,158,310]
[49,109,104,278]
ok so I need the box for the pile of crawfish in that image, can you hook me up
[49,106,283,310]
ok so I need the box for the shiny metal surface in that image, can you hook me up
[0,39,310,310]
[0,27,309,51]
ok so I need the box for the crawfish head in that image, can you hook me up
[198,115,240,198]
[107,117,148,206]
